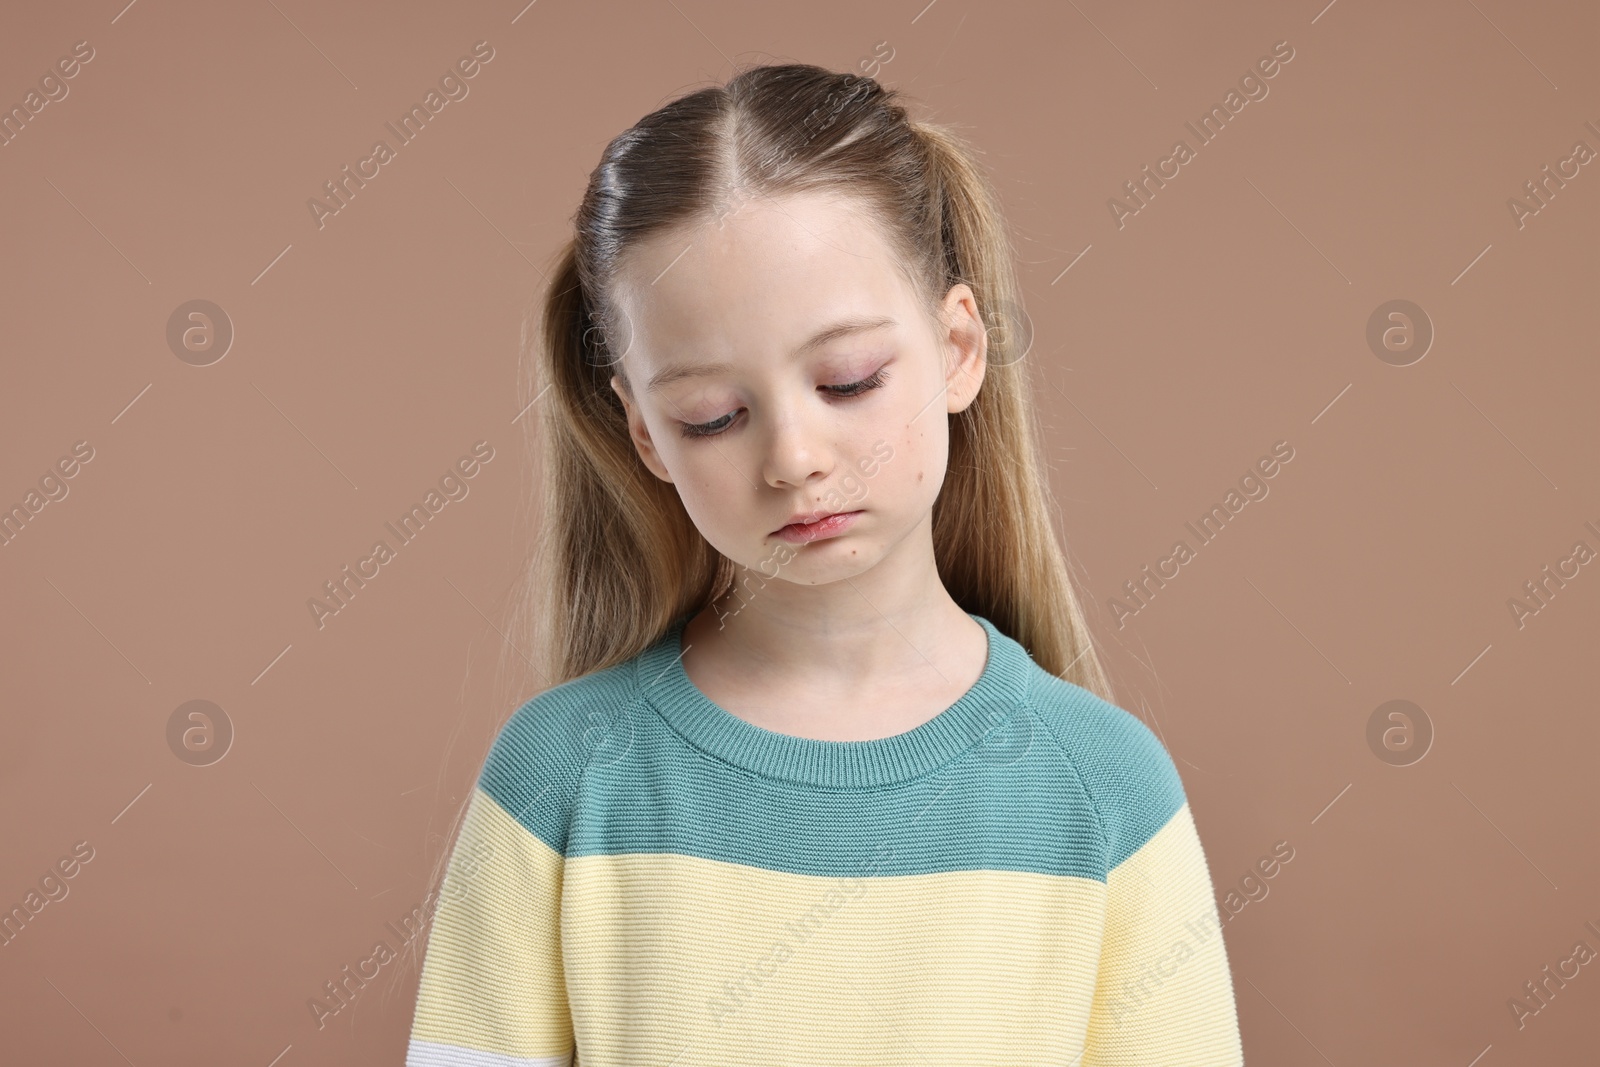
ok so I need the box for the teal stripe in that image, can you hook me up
[476,618,1186,882]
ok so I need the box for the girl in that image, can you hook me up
[406,63,1243,1066]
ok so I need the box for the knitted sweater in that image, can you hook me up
[406,614,1244,1066]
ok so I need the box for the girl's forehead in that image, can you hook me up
[610,198,913,363]
[620,204,915,313]
[618,192,895,296]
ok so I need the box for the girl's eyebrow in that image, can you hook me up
[645,316,897,393]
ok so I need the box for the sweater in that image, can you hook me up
[405,613,1245,1066]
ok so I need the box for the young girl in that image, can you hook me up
[406,63,1243,1066]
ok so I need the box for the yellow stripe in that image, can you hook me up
[561,849,1108,1064]
[1083,802,1244,1065]
[410,788,574,1061]
[413,793,1240,1065]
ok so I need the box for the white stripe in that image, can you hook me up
[406,1038,572,1067]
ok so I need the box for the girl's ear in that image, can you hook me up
[609,375,675,484]
[939,283,988,415]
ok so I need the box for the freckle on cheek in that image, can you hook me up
[916,471,923,482]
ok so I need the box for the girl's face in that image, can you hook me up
[607,190,986,589]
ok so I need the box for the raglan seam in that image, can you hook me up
[1021,673,1114,883]
[483,674,645,857]
[563,689,652,857]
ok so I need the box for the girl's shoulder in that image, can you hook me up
[483,657,644,781]
[473,657,645,849]
[1022,669,1189,868]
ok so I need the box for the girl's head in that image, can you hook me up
[506,62,1110,700]
[605,186,987,599]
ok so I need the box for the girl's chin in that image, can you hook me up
[729,541,882,582]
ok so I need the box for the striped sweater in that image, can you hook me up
[406,613,1244,1066]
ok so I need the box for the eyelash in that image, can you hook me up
[679,368,891,439]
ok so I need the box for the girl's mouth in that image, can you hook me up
[770,510,863,544]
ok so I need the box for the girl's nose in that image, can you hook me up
[760,408,829,490]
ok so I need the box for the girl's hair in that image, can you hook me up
[498,61,1113,708]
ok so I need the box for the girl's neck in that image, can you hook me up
[679,582,989,743]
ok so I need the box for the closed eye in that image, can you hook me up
[821,366,890,398]
[680,410,737,439]
[678,367,891,439]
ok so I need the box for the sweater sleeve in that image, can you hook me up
[1038,690,1245,1065]
[1084,801,1244,1064]
[405,695,593,1067]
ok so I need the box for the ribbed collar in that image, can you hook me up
[634,612,1033,789]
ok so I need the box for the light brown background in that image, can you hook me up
[2,0,1596,1064]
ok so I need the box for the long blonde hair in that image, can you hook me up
[493,61,1111,706]
[399,61,1120,993]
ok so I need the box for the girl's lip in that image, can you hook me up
[770,510,863,544]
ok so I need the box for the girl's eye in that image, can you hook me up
[680,411,737,439]
[821,366,890,398]
[677,368,890,440]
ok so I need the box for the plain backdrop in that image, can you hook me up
[1,0,1596,1064]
